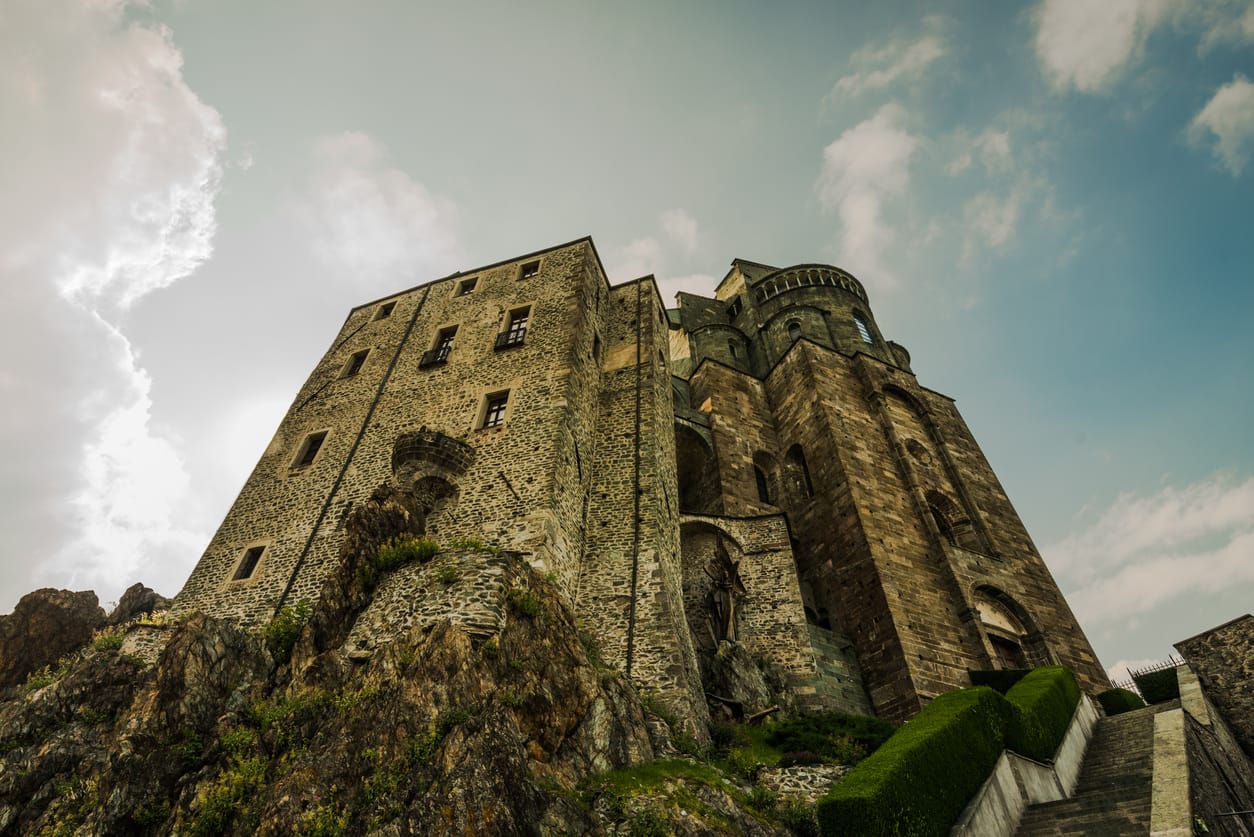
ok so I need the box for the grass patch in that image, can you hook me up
[91,629,125,652]
[190,755,267,837]
[358,537,439,589]
[765,711,895,766]
[506,587,543,618]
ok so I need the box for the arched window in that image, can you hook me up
[787,321,802,342]
[785,443,814,498]
[728,339,739,359]
[974,587,1039,670]
[853,313,873,344]
[754,465,771,504]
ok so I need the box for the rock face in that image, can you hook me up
[0,485,686,836]
[107,583,172,625]
[0,588,104,692]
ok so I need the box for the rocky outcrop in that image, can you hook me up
[107,583,172,625]
[0,588,104,692]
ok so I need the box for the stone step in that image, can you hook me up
[1015,704,1159,837]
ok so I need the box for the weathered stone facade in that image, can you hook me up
[174,239,1108,724]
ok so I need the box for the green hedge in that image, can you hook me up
[1002,667,1080,762]
[1096,688,1146,716]
[816,687,1013,836]
[968,668,1032,694]
[1132,668,1180,704]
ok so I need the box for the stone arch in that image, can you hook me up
[679,521,748,653]
[752,451,778,506]
[925,489,977,549]
[784,443,814,500]
[676,423,721,514]
[973,585,1047,670]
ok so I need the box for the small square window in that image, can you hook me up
[455,277,477,296]
[519,260,540,280]
[482,391,509,428]
[233,545,265,581]
[374,301,396,320]
[494,307,529,350]
[342,349,369,378]
[420,326,457,368]
[293,431,327,469]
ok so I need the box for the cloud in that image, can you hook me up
[1032,0,1176,93]
[1044,474,1254,627]
[607,236,664,279]
[0,0,225,608]
[815,104,919,286]
[1188,75,1254,175]
[832,32,946,98]
[1106,658,1160,683]
[660,209,699,255]
[962,191,1022,257]
[302,132,462,284]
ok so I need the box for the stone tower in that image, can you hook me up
[174,237,1108,724]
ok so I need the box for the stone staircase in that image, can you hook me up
[1015,703,1169,836]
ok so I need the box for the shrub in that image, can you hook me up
[1096,688,1146,716]
[191,755,267,836]
[358,537,439,589]
[778,751,825,767]
[777,797,820,837]
[1133,667,1181,705]
[968,668,1032,694]
[1003,666,1080,762]
[816,686,1013,836]
[261,601,312,663]
[506,587,543,618]
[92,629,125,652]
[765,711,895,764]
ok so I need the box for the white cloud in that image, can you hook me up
[660,208,699,255]
[1106,658,1159,684]
[0,0,225,607]
[815,104,919,286]
[608,236,664,280]
[656,273,718,307]
[1032,0,1176,93]
[1189,75,1254,175]
[833,33,946,98]
[303,132,462,283]
[1045,474,1254,627]
[962,191,1022,257]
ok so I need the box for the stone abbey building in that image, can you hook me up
[174,236,1109,724]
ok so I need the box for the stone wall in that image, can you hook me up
[1176,614,1254,759]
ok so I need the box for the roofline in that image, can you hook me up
[714,257,782,296]
[349,235,602,313]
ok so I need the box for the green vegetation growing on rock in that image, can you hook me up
[765,711,896,766]
[357,536,439,589]
[261,601,312,663]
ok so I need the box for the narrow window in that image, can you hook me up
[232,546,265,581]
[787,321,802,342]
[294,431,327,469]
[727,297,743,320]
[495,307,529,350]
[455,277,477,296]
[592,334,601,361]
[519,260,540,280]
[854,313,873,344]
[728,339,739,359]
[342,349,369,378]
[482,391,509,428]
[374,301,396,320]
[754,465,772,504]
[421,326,457,367]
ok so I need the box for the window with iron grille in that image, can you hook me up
[854,313,873,344]
[482,392,509,428]
[232,546,265,581]
[495,307,529,350]
[420,326,457,367]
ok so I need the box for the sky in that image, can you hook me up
[2,0,1252,683]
